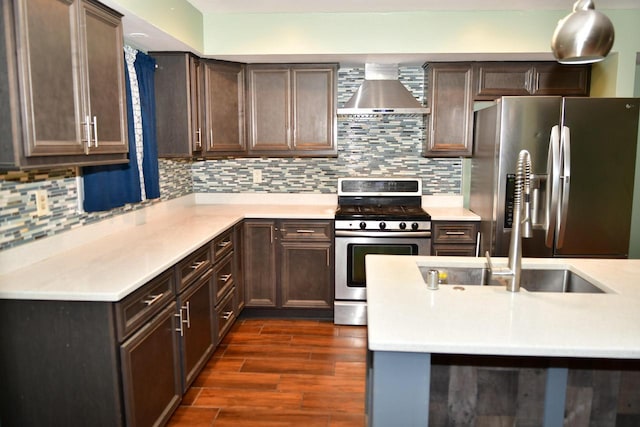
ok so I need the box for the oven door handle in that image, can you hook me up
[335,230,432,238]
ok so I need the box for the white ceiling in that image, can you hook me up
[186,0,640,13]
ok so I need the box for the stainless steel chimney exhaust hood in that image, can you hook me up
[337,64,430,116]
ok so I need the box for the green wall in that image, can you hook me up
[630,60,640,258]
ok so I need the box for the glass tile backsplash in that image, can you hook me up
[0,66,462,251]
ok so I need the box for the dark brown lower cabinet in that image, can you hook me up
[244,219,334,310]
[431,221,480,257]
[0,300,123,427]
[234,222,245,312]
[177,269,215,392]
[120,302,182,427]
[0,226,244,426]
[280,240,332,308]
[244,220,278,307]
[215,286,237,342]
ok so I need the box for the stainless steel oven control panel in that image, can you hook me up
[335,219,431,232]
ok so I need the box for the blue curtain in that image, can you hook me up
[82,51,159,212]
[134,51,160,199]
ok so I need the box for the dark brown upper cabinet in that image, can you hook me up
[202,61,246,156]
[152,53,246,158]
[423,63,475,157]
[151,52,203,157]
[0,0,128,170]
[423,61,591,158]
[246,64,337,157]
[474,62,533,99]
[474,62,591,100]
[529,62,591,96]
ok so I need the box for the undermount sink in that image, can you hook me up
[419,266,606,294]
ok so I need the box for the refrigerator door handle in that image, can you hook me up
[545,125,561,248]
[556,126,572,249]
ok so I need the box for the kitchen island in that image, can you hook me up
[365,255,640,427]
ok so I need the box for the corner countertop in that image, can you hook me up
[0,200,335,302]
[0,194,477,302]
[366,255,640,359]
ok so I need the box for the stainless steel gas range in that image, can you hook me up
[334,178,431,325]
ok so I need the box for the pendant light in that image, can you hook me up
[551,0,614,64]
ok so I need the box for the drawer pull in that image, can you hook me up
[296,229,316,234]
[217,240,231,248]
[222,310,234,320]
[190,260,206,270]
[219,274,232,283]
[142,293,164,306]
[445,231,466,236]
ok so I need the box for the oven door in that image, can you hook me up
[335,233,431,301]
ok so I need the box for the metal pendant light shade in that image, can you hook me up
[551,0,614,64]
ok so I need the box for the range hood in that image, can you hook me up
[337,64,430,116]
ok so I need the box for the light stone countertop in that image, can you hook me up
[0,194,477,302]
[425,206,480,221]
[366,255,640,359]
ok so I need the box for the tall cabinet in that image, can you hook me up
[0,0,129,169]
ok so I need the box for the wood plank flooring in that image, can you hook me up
[167,318,368,427]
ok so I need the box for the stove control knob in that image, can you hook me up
[399,222,407,230]
[411,222,419,231]
[379,222,387,230]
[359,222,367,230]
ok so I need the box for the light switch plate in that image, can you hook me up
[34,190,50,216]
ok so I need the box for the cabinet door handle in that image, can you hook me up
[195,128,202,149]
[183,301,191,328]
[219,274,232,283]
[92,116,98,147]
[222,310,234,320]
[142,293,164,306]
[83,115,92,153]
[175,310,185,337]
[209,129,213,150]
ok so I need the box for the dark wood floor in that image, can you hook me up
[167,318,368,426]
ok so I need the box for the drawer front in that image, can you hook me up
[279,221,332,241]
[215,287,236,344]
[432,244,478,257]
[176,245,212,292]
[115,268,175,342]
[213,228,234,261]
[213,251,234,303]
[432,222,479,244]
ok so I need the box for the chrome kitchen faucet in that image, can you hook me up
[486,150,533,292]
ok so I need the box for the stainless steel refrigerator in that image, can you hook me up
[470,96,639,258]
